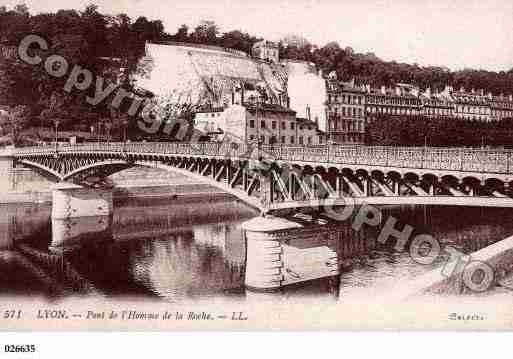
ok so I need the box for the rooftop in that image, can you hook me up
[252,40,279,49]
[244,102,296,114]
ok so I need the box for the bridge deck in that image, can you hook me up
[9,142,513,211]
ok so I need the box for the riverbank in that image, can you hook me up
[0,183,232,205]
[0,166,233,204]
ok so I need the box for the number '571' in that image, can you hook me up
[3,310,21,319]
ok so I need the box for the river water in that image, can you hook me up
[1,195,512,302]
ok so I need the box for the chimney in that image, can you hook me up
[381,86,386,95]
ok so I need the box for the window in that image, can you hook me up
[249,135,255,140]
[299,136,303,145]
[270,136,277,144]
[281,136,285,143]
[272,121,276,129]
[281,122,286,129]
[290,136,295,144]
[291,122,295,130]
[261,120,266,128]
[249,120,255,128]
[299,125,303,130]
[307,137,312,145]
[260,135,265,143]
[211,113,215,117]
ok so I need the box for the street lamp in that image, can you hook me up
[97,121,102,143]
[122,118,128,152]
[54,120,60,152]
[105,122,112,144]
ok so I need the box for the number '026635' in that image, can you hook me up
[4,345,36,353]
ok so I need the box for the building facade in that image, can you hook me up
[490,95,513,121]
[194,103,324,146]
[251,40,280,63]
[451,88,492,122]
[325,79,366,144]
[365,84,423,120]
[420,87,454,117]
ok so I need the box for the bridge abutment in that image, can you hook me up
[242,217,289,291]
[0,152,14,191]
[51,182,113,220]
[242,216,339,291]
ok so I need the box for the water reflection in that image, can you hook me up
[52,216,113,247]
[0,200,512,301]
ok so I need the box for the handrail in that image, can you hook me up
[11,142,513,175]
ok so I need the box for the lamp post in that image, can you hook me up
[54,119,60,152]
[97,121,102,143]
[105,122,112,144]
[122,118,128,152]
[422,134,428,168]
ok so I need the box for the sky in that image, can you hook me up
[3,0,513,72]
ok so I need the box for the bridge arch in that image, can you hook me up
[62,160,132,181]
[17,159,63,182]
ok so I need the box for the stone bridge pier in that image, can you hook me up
[51,182,113,247]
[51,182,113,220]
[242,216,339,291]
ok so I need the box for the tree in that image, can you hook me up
[220,30,260,53]
[190,20,219,45]
[174,24,189,42]
[13,3,29,15]
[0,105,31,145]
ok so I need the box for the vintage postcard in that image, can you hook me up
[0,0,513,333]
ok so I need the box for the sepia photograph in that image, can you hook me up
[1,0,513,336]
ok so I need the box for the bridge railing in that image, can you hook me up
[11,142,513,174]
